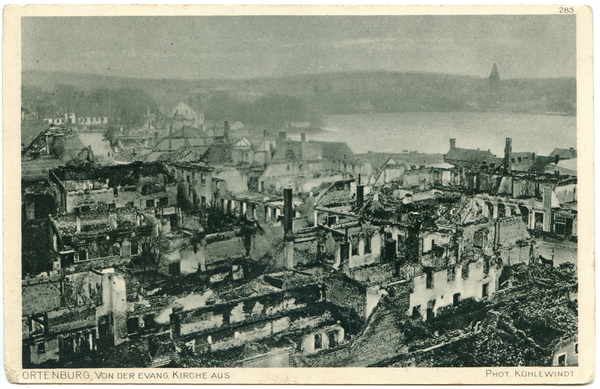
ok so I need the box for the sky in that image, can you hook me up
[22,15,576,80]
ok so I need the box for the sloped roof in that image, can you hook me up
[51,162,176,186]
[549,148,577,160]
[202,144,233,164]
[154,126,207,151]
[444,147,494,164]
[234,137,252,148]
[162,146,209,164]
[528,156,552,173]
[358,152,444,172]
[172,102,197,120]
[164,126,204,140]
[310,140,356,161]
[557,158,577,171]
[271,140,303,161]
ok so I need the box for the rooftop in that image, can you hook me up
[52,207,147,236]
[445,147,495,164]
[51,162,176,187]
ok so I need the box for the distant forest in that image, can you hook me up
[22,69,576,131]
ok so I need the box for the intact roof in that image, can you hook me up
[51,161,176,186]
[357,152,444,171]
[528,156,552,173]
[444,147,494,164]
[556,158,578,171]
[273,140,356,162]
[234,138,252,148]
[154,126,207,151]
[172,102,197,120]
[164,126,204,141]
[202,144,233,164]
[549,148,577,160]
[155,146,209,164]
[310,140,356,161]
[545,158,577,175]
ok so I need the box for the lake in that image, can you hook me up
[287,112,577,157]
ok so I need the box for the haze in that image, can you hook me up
[22,15,576,80]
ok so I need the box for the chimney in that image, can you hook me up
[279,131,287,141]
[284,240,294,269]
[357,185,365,209]
[569,147,575,154]
[283,188,293,236]
[301,133,306,143]
[109,213,118,229]
[224,121,230,143]
[532,152,536,161]
[543,186,552,210]
[154,132,159,142]
[263,129,268,139]
[450,138,456,150]
[503,137,512,176]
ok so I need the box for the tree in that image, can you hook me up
[239,219,264,257]
[49,136,65,159]
[136,229,170,283]
[103,126,120,147]
[198,202,237,234]
[111,88,157,129]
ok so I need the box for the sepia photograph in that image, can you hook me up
[5,5,594,385]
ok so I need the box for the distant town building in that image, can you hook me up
[172,102,203,132]
[489,63,500,91]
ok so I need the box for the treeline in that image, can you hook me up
[22,70,577,135]
[185,92,323,128]
[22,84,158,128]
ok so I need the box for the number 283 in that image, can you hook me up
[559,7,574,13]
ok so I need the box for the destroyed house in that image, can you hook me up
[22,269,128,367]
[23,304,97,367]
[49,162,177,214]
[48,207,152,272]
[162,268,376,363]
[259,137,368,194]
[475,184,577,238]
[168,283,334,354]
[165,162,214,209]
[153,126,208,153]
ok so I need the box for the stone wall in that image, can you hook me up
[323,273,367,319]
[172,284,324,338]
[409,260,501,320]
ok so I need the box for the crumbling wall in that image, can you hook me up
[324,273,367,319]
[65,182,177,213]
[421,231,452,253]
[206,236,245,263]
[47,305,96,335]
[175,284,323,337]
[300,324,345,354]
[22,276,63,316]
[348,262,396,285]
[27,338,60,365]
[385,281,413,312]
[347,232,382,269]
[409,260,500,319]
[496,217,529,248]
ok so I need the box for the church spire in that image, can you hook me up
[489,63,500,90]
